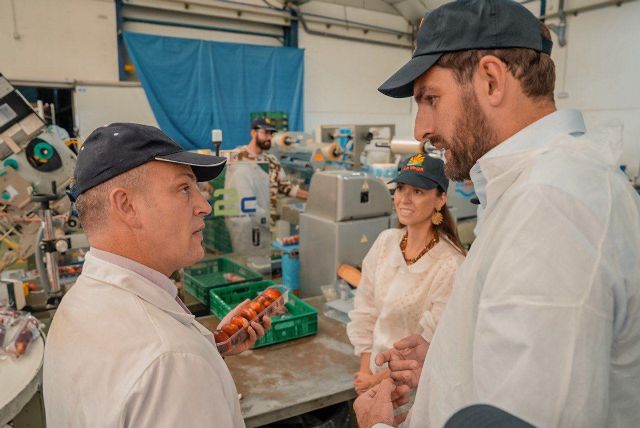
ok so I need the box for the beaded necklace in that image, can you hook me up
[400,232,439,265]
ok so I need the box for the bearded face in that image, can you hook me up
[254,129,272,150]
[438,88,499,181]
[413,67,501,182]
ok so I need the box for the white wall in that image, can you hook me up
[547,1,640,176]
[73,84,158,140]
[0,0,119,83]
[300,29,415,139]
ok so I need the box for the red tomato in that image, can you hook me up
[248,301,264,315]
[231,316,249,330]
[239,307,257,321]
[221,323,239,336]
[263,288,282,300]
[213,330,230,343]
[255,295,271,307]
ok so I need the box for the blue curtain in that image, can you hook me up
[123,32,304,150]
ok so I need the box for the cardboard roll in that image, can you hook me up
[337,263,361,288]
[272,132,315,150]
[390,138,426,154]
[320,143,342,161]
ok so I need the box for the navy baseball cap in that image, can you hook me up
[444,404,534,428]
[72,123,226,197]
[379,0,553,98]
[251,117,276,132]
[390,153,449,192]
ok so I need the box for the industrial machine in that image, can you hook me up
[318,124,395,170]
[0,73,82,302]
[270,131,342,185]
[299,170,392,297]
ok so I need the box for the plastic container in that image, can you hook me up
[0,307,40,358]
[210,281,318,350]
[213,284,289,354]
[183,257,262,305]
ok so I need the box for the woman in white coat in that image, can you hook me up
[347,153,466,394]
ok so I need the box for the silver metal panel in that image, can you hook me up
[306,170,392,221]
[299,212,390,297]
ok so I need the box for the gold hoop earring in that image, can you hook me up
[432,208,444,226]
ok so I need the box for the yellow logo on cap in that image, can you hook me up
[407,153,425,166]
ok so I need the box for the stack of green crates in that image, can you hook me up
[203,216,232,254]
[209,280,318,348]
[184,257,261,305]
[204,170,233,254]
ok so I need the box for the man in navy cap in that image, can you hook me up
[355,0,640,427]
[232,117,308,224]
[44,123,270,427]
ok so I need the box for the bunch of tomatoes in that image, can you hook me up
[214,287,283,344]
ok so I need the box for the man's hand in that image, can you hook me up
[219,300,272,357]
[375,335,428,389]
[354,378,396,428]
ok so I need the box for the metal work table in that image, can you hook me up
[198,296,359,428]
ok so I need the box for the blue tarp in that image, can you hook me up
[123,32,304,150]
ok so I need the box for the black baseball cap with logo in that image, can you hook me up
[390,153,449,192]
[251,117,277,132]
[71,123,226,198]
[379,0,553,98]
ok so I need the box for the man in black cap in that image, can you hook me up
[355,0,640,427]
[43,123,270,427]
[232,117,308,224]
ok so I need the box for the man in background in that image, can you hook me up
[233,117,308,223]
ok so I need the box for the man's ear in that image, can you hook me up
[475,55,509,107]
[108,187,142,228]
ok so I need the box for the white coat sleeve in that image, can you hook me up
[472,185,614,427]
[419,255,460,343]
[122,352,243,427]
[347,233,385,356]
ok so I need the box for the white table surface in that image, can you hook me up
[0,336,44,425]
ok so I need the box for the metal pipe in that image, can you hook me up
[124,0,283,13]
[542,0,637,19]
[41,208,61,294]
[296,11,411,50]
[122,16,284,42]
[35,224,52,294]
[299,11,411,37]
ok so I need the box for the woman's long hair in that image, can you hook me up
[434,188,467,256]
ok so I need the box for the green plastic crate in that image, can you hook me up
[209,280,318,348]
[203,216,233,254]
[184,257,261,305]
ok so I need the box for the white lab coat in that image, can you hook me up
[43,253,244,427]
[402,110,640,427]
[224,161,271,256]
[347,228,464,374]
